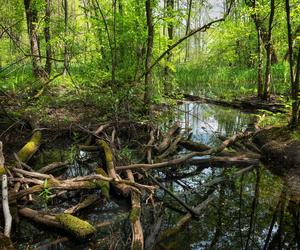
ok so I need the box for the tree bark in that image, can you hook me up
[24,0,44,79]
[144,0,154,106]
[44,0,51,76]
[63,0,69,74]
[263,0,275,100]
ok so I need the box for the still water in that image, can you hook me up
[15,103,300,250]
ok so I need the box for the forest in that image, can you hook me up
[1,0,300,249]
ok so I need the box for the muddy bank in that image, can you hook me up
[253,126,300,175]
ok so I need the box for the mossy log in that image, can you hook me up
[19,208,96,239]
[17,131,42,163]
[95,167,110,199]
[97,140,131,196]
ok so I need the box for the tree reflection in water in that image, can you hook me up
[154,103,300,249]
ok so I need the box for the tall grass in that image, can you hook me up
[175,61,289,100]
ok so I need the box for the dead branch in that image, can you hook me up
[64,194,99,214]
[38,161,68,174]
[127,170,144,250]
[156,122,180,153]
[116,131,255,171]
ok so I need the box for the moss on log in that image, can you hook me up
[95,167,110,199]
[17,131,42,163]
[55,214,96,238]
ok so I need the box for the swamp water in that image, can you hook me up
[15,103,300,250]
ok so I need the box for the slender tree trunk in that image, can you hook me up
[184,0,192,61]
[112,0,117,83]
[144,0,154,106]
[296,47,300,126]
[263,0,275,100]
[64,0,69,75]
[44,0,51,76]
[164,0,174,94]
[257,25,263,98]
[24,0,43,79]
[286,0,299,127]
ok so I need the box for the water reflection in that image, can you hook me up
[156,102,300,250]
[177,102,253,146]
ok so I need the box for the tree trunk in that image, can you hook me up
[44,0,51,76]
[64,0,69,75]
[144,0,154,106]
[24,0,44,79]
[184,0,192,62]
[263,0,275,100]
[257,25,263,98]
[164,0,174,94]
[286,0,299,127]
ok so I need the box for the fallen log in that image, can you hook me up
[97,140,131,196]
[19,208,96,238]
[178,140,211,152]
[188,154,261,168]
[17,130,42,163]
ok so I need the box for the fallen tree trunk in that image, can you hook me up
[188,154,261,168]
[17,130,42,163]
[178,140,211,152]
[97,140,131,196]
[19,208,96,238]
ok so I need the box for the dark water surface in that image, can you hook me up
[15,103,300,250]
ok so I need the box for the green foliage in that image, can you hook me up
[39,179,53,203]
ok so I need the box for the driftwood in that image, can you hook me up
[156,121,180,153]
[19,208,96,238]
